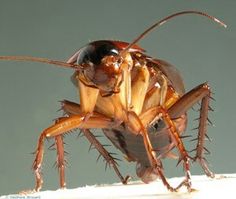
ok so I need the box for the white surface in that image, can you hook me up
[1,174,236,199]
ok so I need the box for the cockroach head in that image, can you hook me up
[74,40,126,95]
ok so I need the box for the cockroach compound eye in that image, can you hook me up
[0,11,226,193]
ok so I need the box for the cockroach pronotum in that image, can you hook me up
[0,11,226,193]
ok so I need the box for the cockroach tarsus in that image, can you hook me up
[0,11,226,193]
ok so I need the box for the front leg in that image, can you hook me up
[128,108,193,191]
[127,111,176,191]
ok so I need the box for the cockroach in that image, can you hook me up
[0,11,226,192]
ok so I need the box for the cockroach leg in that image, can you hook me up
[195,90,214,177]
[168,83,214,178]
[32,120,67,191]
[61,100,82,115]
[127,111,176,191]
[32,113,116,191]
[60,99,108,118]
[135,106,192,191]
[83,129,130,184]
[55,135,66,189]
[61,100,129,184]
[32,133,45,192]
[195,87,214,177]
[157,108,192,191]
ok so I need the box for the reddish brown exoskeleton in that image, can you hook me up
[0,11,226,192]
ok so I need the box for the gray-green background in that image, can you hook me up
[0,0,235,195]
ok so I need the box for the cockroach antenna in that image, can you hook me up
[0,55,81,70]
[121,10,227,55]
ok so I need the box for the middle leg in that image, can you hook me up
[32,112,117,191]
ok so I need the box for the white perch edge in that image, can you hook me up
[1,174,235,199]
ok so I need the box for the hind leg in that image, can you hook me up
[168,82,214,177]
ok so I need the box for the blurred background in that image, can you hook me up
[0,0,235,195]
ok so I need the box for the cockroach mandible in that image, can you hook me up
[0,11,226,193]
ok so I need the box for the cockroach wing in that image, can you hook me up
[149,58,185,96]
